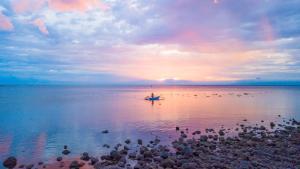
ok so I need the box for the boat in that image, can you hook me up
[145,96,160,101]
[145,93,161,101]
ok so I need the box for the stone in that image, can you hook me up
[57,157,63,161]
[3,157,17,169]
[137,139,143,145]
[182,162,198,169]
[69,161,80,169]
[90,157,99,165]
[102,130,109,134]
[80,152,90,161]
[128,152,137,159]
[160,159,175,168]
[62,149,71,155]
[110,150,122,161]
[125,139,131,144]
[25,164,34,169]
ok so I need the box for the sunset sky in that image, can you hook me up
[1,0,300,84]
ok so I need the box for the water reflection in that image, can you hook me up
[0,86,299,163]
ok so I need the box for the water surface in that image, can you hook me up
[0,85,299,164]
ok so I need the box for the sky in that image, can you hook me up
[0,0,300,84]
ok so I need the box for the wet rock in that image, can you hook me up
[62,149,71,155]
[57,156,63,161]
[90,157,99,165]
[25,164,34,169]
[176,127,180,131]
[160,151,168,159]
[182,162,198,169]
[38,162,43,165]
[103,144,110,148]
[192,130,201,135]
[102,130,109,134]
[143,150,152,158]
[270,122,276,128]
[125,139,131,144]
[137,139,143,145]
[110,150,122,161]
[128,152,137,159]
[218,130,225,136]
[69,161,80,169]
[160,158,175,168]
[18,165,25,168]
[80,152,90,161]
[3,157,17,169]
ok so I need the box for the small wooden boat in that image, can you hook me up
[145,96,160,101]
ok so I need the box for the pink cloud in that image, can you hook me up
[0,13,14,31]
[48,0,108,12]
[11,0,108,13]
[32,18,49,35]
[12,0,46,13]
[260,17,275,42]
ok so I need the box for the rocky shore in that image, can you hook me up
[3,118,300,169]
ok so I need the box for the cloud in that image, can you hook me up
[32,18,49,34]
[12,0,46,13]
[11,0,108,13]
[48,0,108,12]
[0,12,14,31]
[1,0,300,84]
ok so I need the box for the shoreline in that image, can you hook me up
[3,118,300,169]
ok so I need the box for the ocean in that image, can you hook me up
[0,85,299,164]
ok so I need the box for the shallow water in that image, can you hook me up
[0,85,300,164]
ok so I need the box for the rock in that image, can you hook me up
[128,152,137,159]
[110,150,122,161]
[3,157,17,169]
[90,157,99,165]
[102,130,109,134]
[134,163,142,169]
[103,144,110,148]
[200,135,208,142]
[218,130,225,136]
[160,151,168,159]
[125,139,131,144]
[19,165,25,168]
[80,152,90,161]
[182,162,198,169]
[25,164,34,169]
[143,150,152,158]
[137,139,143,145]
[176,127,180,131]
[192,130,201,135]
[38,162,43,165]
[56,157,63,161]
[62,149,71,155]
[69,161,80,169]
[270,122,276,128]
[160,158,175,168]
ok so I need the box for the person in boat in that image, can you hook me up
[151,93,154,98]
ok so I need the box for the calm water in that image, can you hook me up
[0,85,300,164]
